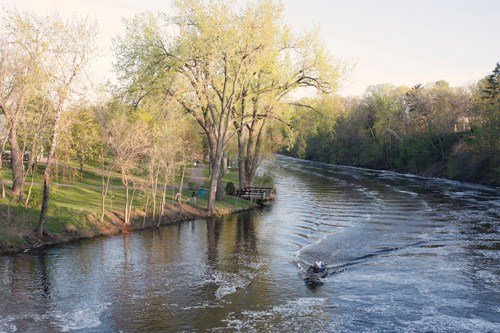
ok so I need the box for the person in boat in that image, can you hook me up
[313,259,325,273]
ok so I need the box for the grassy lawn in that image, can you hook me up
[0,161,256,253]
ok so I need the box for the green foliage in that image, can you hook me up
[114,1,343,206]
[482,62,500,102]
[28,191,43,209]
[221,168,239,185]
[284,66,500,185]
[254,170,275,187]
[359,141,385,168]
[225,182,236,196]
[395,137,437,172]
[0,230,28,253]
[446,158,459,179]
[61,106,101,176]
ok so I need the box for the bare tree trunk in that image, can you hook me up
[0,170,7,198]
[176,166,186,213]
[216,173,224,201]
[79,159,84,181]
[178,166,185,197]
[100,157,106,222]
[222,151,228,174]
[100,162,113,223]
[9,123,24,197]
[21,122,42,205]
[0,157,5,199]
[124,183,129,224]
[37,106,63,238]
[128,182,136,225]
[159,183,167,221]
[143,189,150,228]
[368,125,376,144]
[157,170,169,227]
[238,100,270,188]
[237,130,246,190]
[150,169,159,222]
[37,171,51,237]
[122,169,130,225]
[0,122,10,198]
[245,118,267,187]
[24,165,36,208]
[207,148,224,213]
[236,95,268,189]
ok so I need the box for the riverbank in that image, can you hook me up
[0,200,255,255]
[0,164,256,255]
[280,148,499,188]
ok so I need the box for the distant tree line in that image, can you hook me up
[282,63,500,186]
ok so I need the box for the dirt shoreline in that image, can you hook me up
[0,203,256,256]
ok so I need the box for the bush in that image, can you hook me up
[225,182,236,196]
[255,170,275,187]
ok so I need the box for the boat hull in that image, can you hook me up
[304,266,327,285]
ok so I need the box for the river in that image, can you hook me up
[1,155,499,332]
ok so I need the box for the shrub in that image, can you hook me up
[225,182,236,196]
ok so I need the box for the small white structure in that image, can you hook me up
[454,116,471,132]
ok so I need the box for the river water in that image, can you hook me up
[1,156,499,332]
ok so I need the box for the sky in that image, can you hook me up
[1,0,499,96]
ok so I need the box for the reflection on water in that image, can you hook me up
[0,156,499,332]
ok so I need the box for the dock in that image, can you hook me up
[238,187,276,204]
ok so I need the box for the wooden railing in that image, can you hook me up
[238,187,275,203]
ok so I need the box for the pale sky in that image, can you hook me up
[2,0,499,96]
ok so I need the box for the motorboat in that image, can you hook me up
[304,264,327,285]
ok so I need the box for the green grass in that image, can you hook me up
[200,163,275,192]
[0,233,27,248]
[218,195,252,210]
[200,164,239,185]
[221,168,240,185]
[0,160,257,254]
[1,162,151,243]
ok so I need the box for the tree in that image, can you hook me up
[36,13,98,237]
[0,115,10,198]
[114,2,252,212]
[107,110,150,225]
[362,84,407,168]
[474,62,500,166]
[404,84,431,133]
[92,97,116,223]
[150,106,186,226]
[0,9,46,197]
[20,95,54,208]
[482,62,500,102]
[230,6,341,189]
[133,98,188,225]
[59,105,100,181]
[114,1,342,210]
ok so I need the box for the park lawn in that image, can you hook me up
[201,165,240,187]
[0,161,255,254]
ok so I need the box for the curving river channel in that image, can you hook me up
[1,156,499,332]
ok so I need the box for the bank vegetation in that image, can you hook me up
[283,64,500,186]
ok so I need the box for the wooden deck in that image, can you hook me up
[238,187,276,204]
